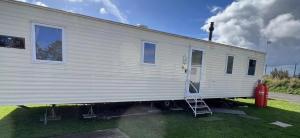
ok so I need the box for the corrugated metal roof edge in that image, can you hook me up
[5,0,265,55]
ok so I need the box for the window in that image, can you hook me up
[191,50,203,66]
[226,56,234,74]
[142,42,156,64]
[33,24,64,62]
[0,35,25,49]
[248,59,256,75]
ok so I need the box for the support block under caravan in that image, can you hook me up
[82,104,97,119]
[40,104,61,125]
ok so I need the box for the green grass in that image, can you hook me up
[0,99,300,138]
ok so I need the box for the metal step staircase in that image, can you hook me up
[185,98,212,117]
[185,80,212,117]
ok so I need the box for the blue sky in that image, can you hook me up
[19,0,233,39]
[18,0,300,66]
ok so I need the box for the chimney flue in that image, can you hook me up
[208,22,214,41]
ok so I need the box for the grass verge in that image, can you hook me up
[0,99,299,138]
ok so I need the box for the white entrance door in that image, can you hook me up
[186,48,204,97]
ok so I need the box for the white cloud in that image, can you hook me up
[35,1,48,7]
[16,0,27,2]
[65,0,128,23]
[262,13,300,41]
[68,0,83,2]
[209,6,222,13]
[67,9,76,13]
[97,0,128,23]
[202,0,300,65]
[99,7,107,14]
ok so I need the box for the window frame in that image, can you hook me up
[31,23,65,64]
[247,58,257,76]
[141,41,157,65]
[225,55,234,74]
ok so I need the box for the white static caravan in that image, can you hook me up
[0,1,265,115]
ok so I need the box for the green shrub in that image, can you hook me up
[264,76,300,95]
[288,78,300,88]
[268,78,289,87]
[270,68,289,79]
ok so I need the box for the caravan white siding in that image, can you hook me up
[0,1,265,105]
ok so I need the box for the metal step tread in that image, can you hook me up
[186,99,205,103]
[191,105,208,109]
[196,110,212,115]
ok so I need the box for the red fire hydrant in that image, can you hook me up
[255,81,268,108]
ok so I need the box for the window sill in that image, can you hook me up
[141,62,157,66]
[32,59,65,64]
[246,74,256,77]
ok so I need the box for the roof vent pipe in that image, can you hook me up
[208,22,214,41]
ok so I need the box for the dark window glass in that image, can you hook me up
[226,56,234,74]
[35,25,63,61]
[248,59,256,75]
[143,42,156,64]
[0,35,25,49]
[191,50,203,65]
